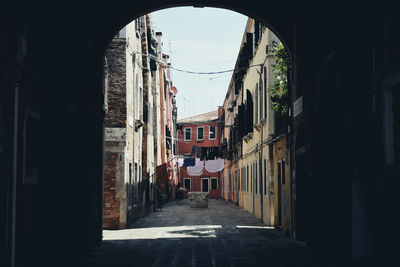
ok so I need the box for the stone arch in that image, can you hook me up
[88,2,294,69]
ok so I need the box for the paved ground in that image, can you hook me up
[77,199,318,267]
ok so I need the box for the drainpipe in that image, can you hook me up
[259,66,264,222]
[253,162,255,215]
[100,56,107,235]
[288,60,295,239]
[11,82,19,267]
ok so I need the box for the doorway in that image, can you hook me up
[202,178,209,192]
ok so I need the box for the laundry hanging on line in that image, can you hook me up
[187,158,204,176]
[190,145,222,161]
[183,157,195,167]
[205,158,224,173]
[177,158,184,167]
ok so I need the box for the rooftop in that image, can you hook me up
[177,110,219,124]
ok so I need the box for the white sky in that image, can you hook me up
[154,7,248,120]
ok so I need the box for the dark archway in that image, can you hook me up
[1,1,398,266]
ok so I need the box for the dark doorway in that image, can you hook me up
[202,178,209,193]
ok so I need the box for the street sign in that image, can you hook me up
[105,127,126,141]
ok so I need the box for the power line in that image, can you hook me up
[125,45,263,77]
[169,64,262,75]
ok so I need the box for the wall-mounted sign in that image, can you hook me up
[105,127,126,141]
[128,115,134,127]
[293,96,303,118]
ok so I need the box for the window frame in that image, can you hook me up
[209,125,216,140]
[184,127,192,141]
[197,126,204,141]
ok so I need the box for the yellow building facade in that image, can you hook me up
[222,18,292,236]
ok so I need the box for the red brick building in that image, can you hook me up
[177,108,224,199]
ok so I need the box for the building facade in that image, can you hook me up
[103,14,178,229]
[154,32,179,202]
[103,19,144,229]
[177,109,224,199]
[221,18,292,236]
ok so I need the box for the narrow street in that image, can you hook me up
[78,200,317,267]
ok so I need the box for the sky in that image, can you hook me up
[154,7,248,120]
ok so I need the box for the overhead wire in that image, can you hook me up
[125,43,263,78]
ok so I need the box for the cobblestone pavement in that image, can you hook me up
[77,200,318,267]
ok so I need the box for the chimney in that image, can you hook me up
[218,106,223,119]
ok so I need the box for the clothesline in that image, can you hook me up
[179,157,225,176]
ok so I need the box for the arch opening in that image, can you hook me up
[3,1,396,266]
[98,5,300,266]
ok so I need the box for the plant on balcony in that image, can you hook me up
[270,41,289,116]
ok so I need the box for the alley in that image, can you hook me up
[77,200,317,267]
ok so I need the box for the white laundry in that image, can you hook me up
[177,158,184,167]
[187,158,204,176]
[205,158,224,173]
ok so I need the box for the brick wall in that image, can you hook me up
[177,122,221,155]
[105,39,126,128]
[103,152,120,228]
[103,38,127,229]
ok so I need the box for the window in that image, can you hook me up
[202,178,209,192]
[254,21,260,47]
[255,84,258,123]
[278,162,282,185]
[242,167,245,191]
[250,164,253,192]
[129,163,132,185]
[240,168,243,191]
[246,90,254,133]
[197,126,204,140]
[255,162,258,194]
[134,163,138,183]
[209,125,216,140]
[211,178,218,190]
[246,166,249,192]
[184,178,191,190]
[264,159,267,195]
[184,127,191,141]
[264,67,267,119]
[135,17,143,36]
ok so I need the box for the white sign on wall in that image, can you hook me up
[105,127,126,141]
[128,115,134,127]
[293,96,303,118]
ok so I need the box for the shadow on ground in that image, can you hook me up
[74,200,319,267]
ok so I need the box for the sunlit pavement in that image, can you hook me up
[77,199,317,267]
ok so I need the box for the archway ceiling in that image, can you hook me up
[79,0,295,55]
